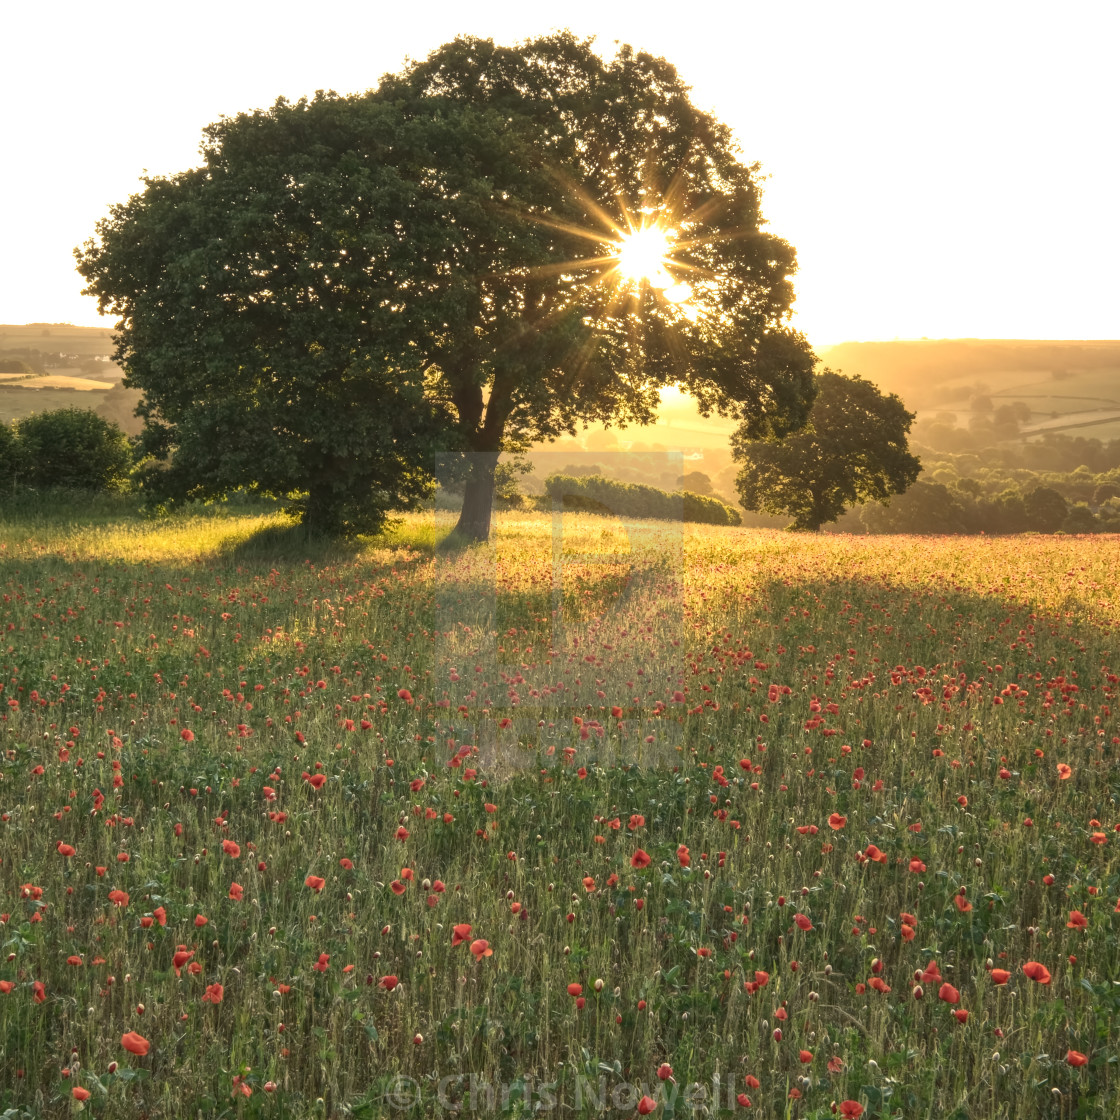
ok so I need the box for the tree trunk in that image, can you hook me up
[452,452,499,542]
[304,473,343,538]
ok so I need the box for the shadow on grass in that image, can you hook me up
[218,519,366,564]
[217,511,463,563]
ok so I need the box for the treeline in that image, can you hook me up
[847,481,1111,534]
[0,347,103,374]
[0,408,133,493]
[918,430,1120,476]
[542,473,741,525]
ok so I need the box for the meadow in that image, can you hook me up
[1,499,1118,1119]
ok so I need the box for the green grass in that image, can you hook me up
[0,507,1118,1118]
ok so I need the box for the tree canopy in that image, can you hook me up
[733,370,921,530]
[77,33,816,538]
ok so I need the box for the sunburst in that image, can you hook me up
[613,224,674,288]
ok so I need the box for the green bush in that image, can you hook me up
[543,473,741,526]
[14,407,133,492]
[0,421,18,490]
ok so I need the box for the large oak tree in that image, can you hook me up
[77,34,816,539]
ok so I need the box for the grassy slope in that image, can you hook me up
[0,505,1118,1117]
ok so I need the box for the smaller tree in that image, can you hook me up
[680,471,714,496]
[15,408,133,492]
[1023,485,1068,533]
[733,370,920,531]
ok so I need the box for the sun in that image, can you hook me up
[614,225,675,287]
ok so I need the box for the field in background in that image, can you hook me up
[0,324,145,433]
[0,504,1118,1117]
[0,323,116,358]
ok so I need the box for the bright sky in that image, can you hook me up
[3,0,1117,346]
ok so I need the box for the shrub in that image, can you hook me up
[543,474,741,526]
[14,407,133,491]
[0,421,18,490]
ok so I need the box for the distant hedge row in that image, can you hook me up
[543,473,741,526]
[0,407,133,493]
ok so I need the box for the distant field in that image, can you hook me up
[0,322,115,357]
[0,385,110,422]
[14,373,114,391]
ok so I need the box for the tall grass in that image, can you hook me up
[0,508,1117,1118]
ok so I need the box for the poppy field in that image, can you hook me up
[1,503,1119,1119]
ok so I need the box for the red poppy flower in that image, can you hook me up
[380,975,399,991]
[737,1094,751,1108]
[228,882,244,901]
[397,689,412,702]
[108,889,129,908]
[637,1096,657,1115]
[172,948,194,976]
[57,842,76,857]
[222,840,240,859]
[390,880,406,895]
[180,729,195,742]
[631,849,651,869]
[339,858,353,870]
[794,914,813,931]
[32,981,45,1003]
[1067,910,1088,930]
[798,1050,813,1063]
[839,1103,864,1120]
[567,983,583,997]
[1023,961,1051,984]
[305,875,326,893]
[72,1087,92,1101]
[312,953,330,973]
[469,939,493,959]
[121,1031,150,1056]
[1066,1050,1089,1067]
[194,914,208,927]
[909,858,926,873]
[953,1008,969,1023]
[990,968,1011,984]
[828,813,846,830]
[202,983,224,1004]
[955,894,972,913]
